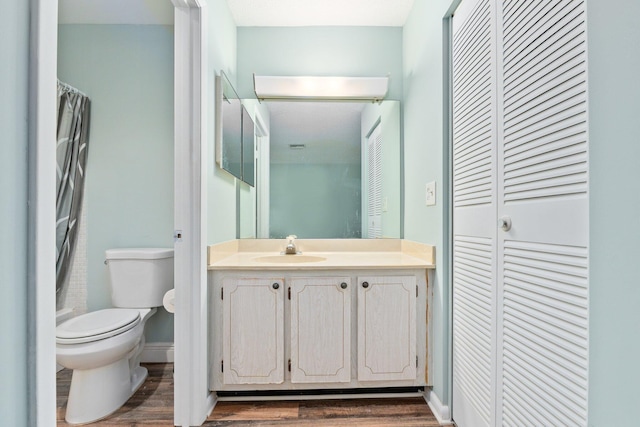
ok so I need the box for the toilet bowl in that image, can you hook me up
[56,248,173,425]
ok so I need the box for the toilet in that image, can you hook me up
[56,248,173,425]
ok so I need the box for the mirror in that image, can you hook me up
[215,72,255,186]
[239,100,401,239]
[216,72,242,180]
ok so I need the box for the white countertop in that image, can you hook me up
[207,239,435,270]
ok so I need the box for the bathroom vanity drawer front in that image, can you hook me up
[222,277,284,385]
[290,277,351,384]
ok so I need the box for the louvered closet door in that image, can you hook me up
[451,0,498,425]
[452,0,589,426]
[497,1,589,425]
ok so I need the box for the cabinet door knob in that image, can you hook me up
[272,283,280,290]
[362,281,369,288]
[340,282,348,289]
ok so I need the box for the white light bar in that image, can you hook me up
[253,75,389,101]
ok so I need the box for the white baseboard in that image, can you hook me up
[424,388,453,425]
[141,342,174,363]
[218,391,424,402]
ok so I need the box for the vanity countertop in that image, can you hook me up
[207,239,435,270]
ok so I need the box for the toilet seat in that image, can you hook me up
[56,309,141,345]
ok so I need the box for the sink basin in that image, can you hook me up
[253,255,327,264]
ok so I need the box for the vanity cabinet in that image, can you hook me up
[357,276,416,381]
[210,269,429,392]
[290,277,351,383]
[222,278,284,385]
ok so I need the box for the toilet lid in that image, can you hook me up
[56,309,141,344]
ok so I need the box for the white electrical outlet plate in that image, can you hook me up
[425,182,436,206]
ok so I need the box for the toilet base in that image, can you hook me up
[64,359,148,425]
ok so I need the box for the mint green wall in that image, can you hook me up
[208,0,238,244]
[588,0,640,425]
[0,1,29,423]
[236,27,403,99]
[58,25,175,343]
[403,0,451,406]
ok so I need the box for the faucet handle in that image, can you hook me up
[286,234,297,241]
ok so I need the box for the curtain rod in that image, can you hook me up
[57,79,88,97]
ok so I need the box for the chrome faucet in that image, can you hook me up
[285,235,298,255]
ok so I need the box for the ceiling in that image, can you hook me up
[59,0,415,26]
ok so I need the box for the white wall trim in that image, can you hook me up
[425,388,453,425]
[31,0,59,425]
[220,392,425,402]
[141,343,175,363]
[172,0,213,426]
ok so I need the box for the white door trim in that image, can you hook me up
[171,1,215,426]
[32,0,212,425]
[30,0,58,424]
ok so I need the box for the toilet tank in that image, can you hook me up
[105,248,174,308]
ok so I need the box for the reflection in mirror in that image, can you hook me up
[252,100,401,239]
[241,105,255,187]
[238,181,256,238]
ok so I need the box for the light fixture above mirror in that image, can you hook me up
[253,74,390,102]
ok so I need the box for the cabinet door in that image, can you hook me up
[358,276,416,381]
[222,278,284,384]
[290,277,351,383]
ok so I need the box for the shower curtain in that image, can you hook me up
[56,81,91,296]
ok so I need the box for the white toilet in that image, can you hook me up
[56,248,173,425]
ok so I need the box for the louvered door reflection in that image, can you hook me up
[497,1,589,425]
[367,123,382,238]
[452,0,589,426]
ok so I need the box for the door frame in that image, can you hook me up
[29,0,58,424]
[441,0,461,424]
[30,0,212,425]
[172,1,215,426]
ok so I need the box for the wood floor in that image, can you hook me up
[57,363,440,426]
